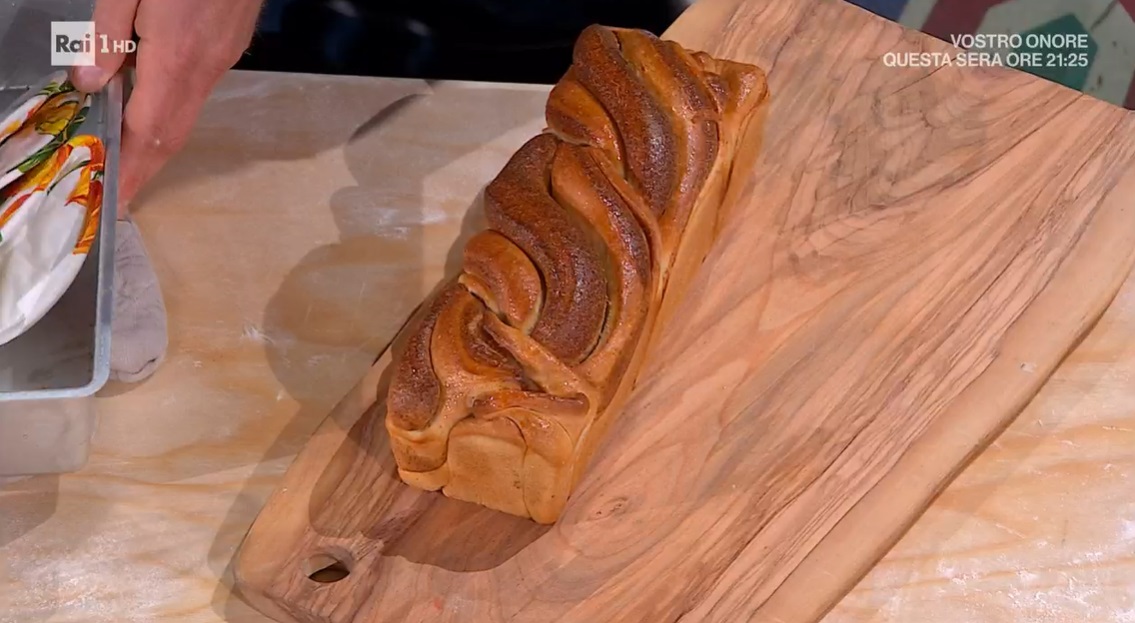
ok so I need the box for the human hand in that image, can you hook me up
[69,0,265,214]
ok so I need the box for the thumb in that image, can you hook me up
[69,0,141,92]
[70,64,115,93]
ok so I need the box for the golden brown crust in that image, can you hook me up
[484,134,609,365]
[571,26,677,217]
[460,230,543,333]
[625,33,721,245]
[385,285,450,431]
[546,68,624,166]
[550,143,652,403]
[384,24,770,523]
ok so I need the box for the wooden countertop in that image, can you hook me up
[2,65,1135,622]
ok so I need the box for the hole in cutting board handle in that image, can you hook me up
[303,553,352,584]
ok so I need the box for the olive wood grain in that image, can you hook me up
[232,0,1135,621]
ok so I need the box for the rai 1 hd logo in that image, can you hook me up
[50,21,137,66]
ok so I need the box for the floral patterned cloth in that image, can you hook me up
[0,72,105,347]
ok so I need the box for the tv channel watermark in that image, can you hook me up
[51,21,136,67]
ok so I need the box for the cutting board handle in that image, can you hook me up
[234,353,436,623]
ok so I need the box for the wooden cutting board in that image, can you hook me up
[232,0,1135,621]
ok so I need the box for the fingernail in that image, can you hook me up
[70,65,111,92]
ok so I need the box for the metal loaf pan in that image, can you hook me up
[0,72,121,478]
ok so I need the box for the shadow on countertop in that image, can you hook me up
[205,79,552,621]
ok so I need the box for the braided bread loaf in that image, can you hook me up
[384,24,769,523]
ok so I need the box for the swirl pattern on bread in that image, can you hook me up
[384,24,769,523]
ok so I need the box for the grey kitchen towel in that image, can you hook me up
[110,216,167,383]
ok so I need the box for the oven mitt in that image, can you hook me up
[109,214,167,384]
